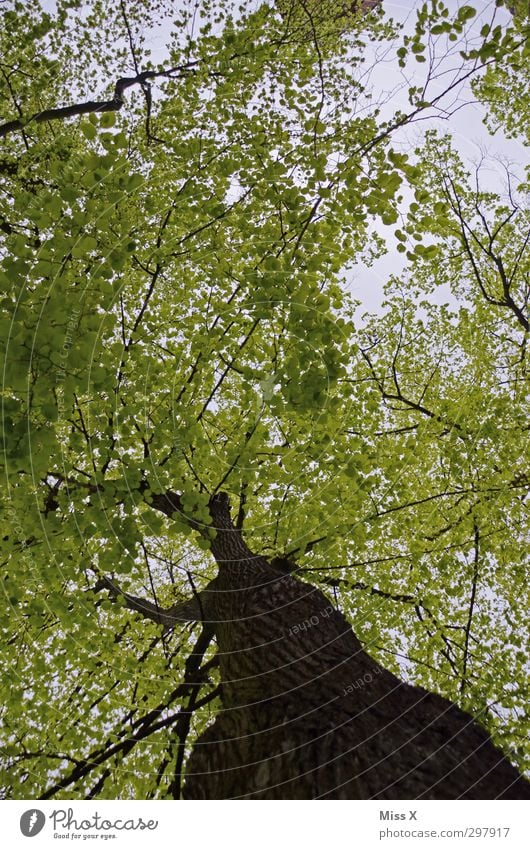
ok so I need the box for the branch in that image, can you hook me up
[317,575,416,605]
[0,64,199,140]
[360,342,466,436]
[93,575,204,628]
[39,624,215,799]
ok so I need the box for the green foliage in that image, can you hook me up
[0,0,527,799]
[471,4,530,141]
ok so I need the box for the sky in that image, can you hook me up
[342,1,526,312]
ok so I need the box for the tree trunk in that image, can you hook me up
[181,494,530,799]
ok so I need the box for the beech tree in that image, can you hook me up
[0,0,528,798]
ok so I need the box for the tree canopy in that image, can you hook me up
[0,0,528,799]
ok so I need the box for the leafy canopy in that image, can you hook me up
[0,0,528,798]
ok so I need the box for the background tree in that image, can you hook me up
[0,0,528,798]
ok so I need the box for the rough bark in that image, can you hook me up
[179,493,530,800]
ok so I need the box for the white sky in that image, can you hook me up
[344,1,527,312]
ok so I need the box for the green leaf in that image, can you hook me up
[80,120,97,140]
[100,111,117,128]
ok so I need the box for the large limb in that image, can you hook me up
[93,573,220,629]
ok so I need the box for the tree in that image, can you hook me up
[0,0,528,799]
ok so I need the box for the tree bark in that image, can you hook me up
[180,493,530,799]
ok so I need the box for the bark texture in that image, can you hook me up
[181,493,530,800]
